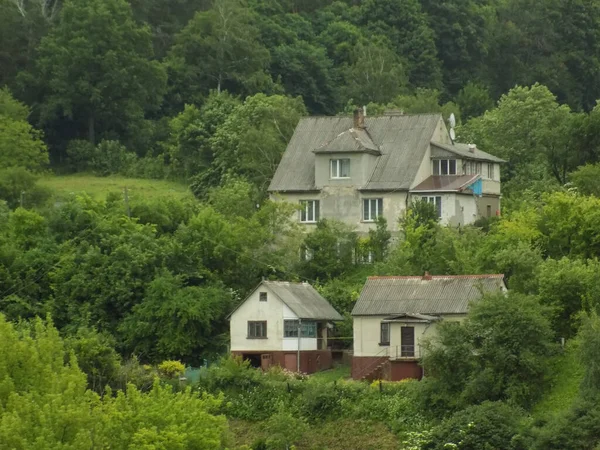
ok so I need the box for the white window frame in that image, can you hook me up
[300,200,319,223]
[330,158,350,179]
[283,320,317,338]
[487,163,494,180]
[363,198,383,222]
[433,159,457,176]
[421,195,442,218]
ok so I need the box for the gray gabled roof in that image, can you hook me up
[352,275,506,316]
[265,281,343,321]
[268,114,442,192]
[314,128,380,155]
[431,142,505,163]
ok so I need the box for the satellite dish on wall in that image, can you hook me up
[448,113,456,144]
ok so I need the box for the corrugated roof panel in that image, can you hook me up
[411,175,480,192]
[265,281,343,321]
[351,275,506,316]
[431,142,506,163]
[268,114,442,192]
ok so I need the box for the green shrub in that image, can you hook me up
[530,395,600,449]
[296,381,343,421]
[0,167,52,209]
[264,401,308,450]
[65,139,96,172]
[424,401,526,450]
[197,356,263,394]
[92,140,137,176]
[158,360,186,378]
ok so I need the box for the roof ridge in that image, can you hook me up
[302,113,443,119]
[367,274,504,280]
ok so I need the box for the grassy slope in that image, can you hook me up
[39,174,193,201]
[228,419,399,450]
[532,340,583,419]
[309,365,351,383]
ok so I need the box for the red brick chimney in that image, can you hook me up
[423,271,432,280]
[353,108,365,129]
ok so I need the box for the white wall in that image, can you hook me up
[353,315,466,358]
[230,285,290,352]
[283,338,318,351]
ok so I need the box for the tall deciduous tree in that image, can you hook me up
[167,0,271,108]
[32,0,166,146]
[359,0,442,90]
[422,292,555,411]
[460,84,580,186]
[0,89,48,171]
[342,38,408,105]
[206,93,306,194]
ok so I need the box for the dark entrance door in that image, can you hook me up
[401,326,415,357]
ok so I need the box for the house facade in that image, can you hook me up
[268,110,504,232]
[351,274,507,381]
[229,280,342,374]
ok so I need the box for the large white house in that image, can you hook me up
[229,280,342,374]
[268,109,505,231]
[351,273,507,381]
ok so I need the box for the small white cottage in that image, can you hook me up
[229,280,342,373]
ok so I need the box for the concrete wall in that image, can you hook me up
[314,153,378,189]
[271,190,409,233]
[230,285,295,352]
[353,315,466,358]
[482,179,501,195]
[409,193,478,226]
[476,195,501,218]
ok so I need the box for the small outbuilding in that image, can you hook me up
[351,273,506,381]
[229,280,343,374]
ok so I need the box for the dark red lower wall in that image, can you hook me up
[232,350,333,374]
[352,357,423,381]
[389,360,422,381]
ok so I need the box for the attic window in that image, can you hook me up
[259,292,267,302]
[433,159,456,175]
[330,159,350,179]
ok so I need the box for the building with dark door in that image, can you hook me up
[351,273,507,381]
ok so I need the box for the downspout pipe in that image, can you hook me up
[297,318,302,373]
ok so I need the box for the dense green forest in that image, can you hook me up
[3,0,600,448]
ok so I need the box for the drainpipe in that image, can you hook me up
[297,319,302,373]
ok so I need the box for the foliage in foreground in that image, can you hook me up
[0,314,228,449]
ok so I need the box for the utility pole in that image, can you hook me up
[19,191,24,208]
[124,187,131,218]
[297,318,302,373]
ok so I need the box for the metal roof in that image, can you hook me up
[431,142,505,163]
[411,175,480,192]
[264,281,343,321]
[268,114,443,192]
[314,128,380,155]
[351,275,506,316]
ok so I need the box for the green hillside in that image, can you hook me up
[38,174,193,201]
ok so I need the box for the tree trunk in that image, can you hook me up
[88,114,95,145]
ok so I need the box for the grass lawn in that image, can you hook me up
[228,419,399,450]
[39,173,193,201]
[532,340,583,419]
[309,365,351,383]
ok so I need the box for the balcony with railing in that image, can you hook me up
[389,344,421,360]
